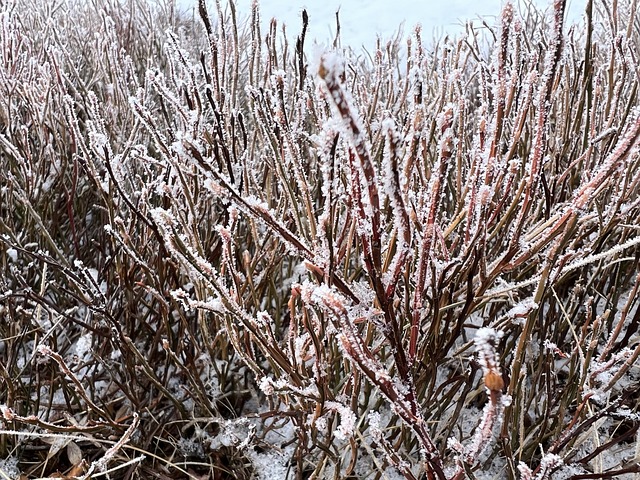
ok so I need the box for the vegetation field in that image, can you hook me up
[1,0,640,478]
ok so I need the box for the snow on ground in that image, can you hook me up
[177,0,587,49]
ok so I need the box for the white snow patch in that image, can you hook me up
[6,248,18,262]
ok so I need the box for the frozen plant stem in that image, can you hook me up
[3,0,640,478]
[318,53,414,396]
[450,328,508,479]
[301,282,445,478]
[321,46,459,473]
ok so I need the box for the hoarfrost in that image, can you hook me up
[367,410,382,440]
[507,298,538,324]
[326,401,357,441]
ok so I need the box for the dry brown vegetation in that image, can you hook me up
[1,0,640,478]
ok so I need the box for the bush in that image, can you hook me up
[1,0,640,478]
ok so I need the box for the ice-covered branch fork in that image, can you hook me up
[318,53,383,278]
[449,329,510,480]
[317,52,413,374]
[317,51,425,462]
[301,282,446,479]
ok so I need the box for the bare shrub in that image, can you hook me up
[1,0,640,478]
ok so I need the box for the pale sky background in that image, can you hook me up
[176,0,588,50]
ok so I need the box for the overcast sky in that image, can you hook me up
[176,0,587,49]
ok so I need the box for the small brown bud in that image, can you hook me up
[484,371,504,391]
[318,60,328,80]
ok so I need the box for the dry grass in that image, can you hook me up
[1,0,640,478]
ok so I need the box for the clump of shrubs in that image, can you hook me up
[1,0,640,478]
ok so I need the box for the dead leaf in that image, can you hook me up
[66,441,83,466]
